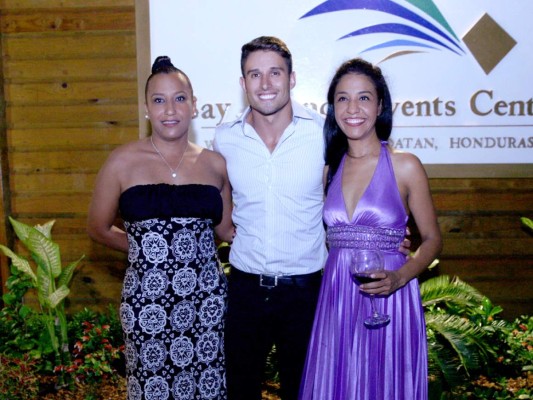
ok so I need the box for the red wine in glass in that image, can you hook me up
[352,273,380,285]
[350,249,391,328]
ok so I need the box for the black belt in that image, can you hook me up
[230,267,321,288]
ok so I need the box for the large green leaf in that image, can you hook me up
[426,313,484,374]
[421,275,484,309]
[8,216,33,243]
[48,285,70,309]
[26,229,61,279]
[0,244,37,284]
[57,255,84,288]
[521,216,533,231]
[34,220,55,239]
[36,265,53,308]
[427,338,467,388]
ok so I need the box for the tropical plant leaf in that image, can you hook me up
[479,296,504,320]
[521,216,533,231]
[57,255,84,288]
[48,286,70,309]
[426,313,484,374]
[427,338,467,388]
[36,265,52,308]
[427,258,440,270]
[8,216,33,243]
[485,318,509,333]
[421,275,484,309]
[0,244,37,285]
[34,219,56,239]
[26,229,61,279]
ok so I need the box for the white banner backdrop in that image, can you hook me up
[148,0,532,170]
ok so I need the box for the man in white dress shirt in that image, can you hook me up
[214,36,327,400]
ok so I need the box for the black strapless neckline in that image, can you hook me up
[119,183,223,225]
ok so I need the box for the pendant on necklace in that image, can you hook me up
[150,136,188,180]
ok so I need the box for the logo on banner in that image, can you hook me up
[300,0,516,74]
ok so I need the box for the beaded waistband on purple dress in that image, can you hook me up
[326,224,404,251]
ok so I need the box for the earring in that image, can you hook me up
[193,110,198,118]
[145,115,149,119]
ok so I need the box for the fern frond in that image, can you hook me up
[427,338,467,388]
[421,275,484,309]
[426,313,485,374]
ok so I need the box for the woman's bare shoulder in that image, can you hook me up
[100,139,147,174]
[389,147,427,181]
[390,147,423,166]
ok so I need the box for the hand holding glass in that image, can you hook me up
[350,249,390,328]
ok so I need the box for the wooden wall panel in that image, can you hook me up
[4,34,136,60]
[13,193,97,214]
[11,173,96,192]
[433,192,532,212]
[8,126,138,148]
[7,104,137,127]
[0,10,10,291]
[4,58,136,82]
[6,81,138,104]
[1,2,531,321]
[10,150,112,171]
[0,2,136,309]
[436,257,533,317]
[0,1,133,9]
[429,177,533,319]
[1,8,135,33]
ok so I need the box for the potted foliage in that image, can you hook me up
[0,217,84,387]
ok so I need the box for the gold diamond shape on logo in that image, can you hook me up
[462,13,516,75]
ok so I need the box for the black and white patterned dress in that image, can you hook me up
[118,184,227,400]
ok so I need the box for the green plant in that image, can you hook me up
[501,315,533,374]
[422,275,533,399]
[0,353,40,400]
[0,265,46,360]
[68,306,123,350]
[61,321,124,384]
[422,276,502,392]
[0,217,84,386]
[521,217,533,232]
[53,307,125,398]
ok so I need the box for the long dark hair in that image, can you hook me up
[324,58,393,193]
[144,55,193,100]
[240,36,292,76]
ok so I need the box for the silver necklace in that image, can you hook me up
[346,151,369,159]
[346,143,380,159]
[150,136,188,178]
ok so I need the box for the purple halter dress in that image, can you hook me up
[299,142,428,400]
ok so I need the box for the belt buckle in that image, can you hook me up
[259,274,278,288]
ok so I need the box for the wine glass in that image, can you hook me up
[349,249,390,328]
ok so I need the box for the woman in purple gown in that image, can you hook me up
[299,59,442,400]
